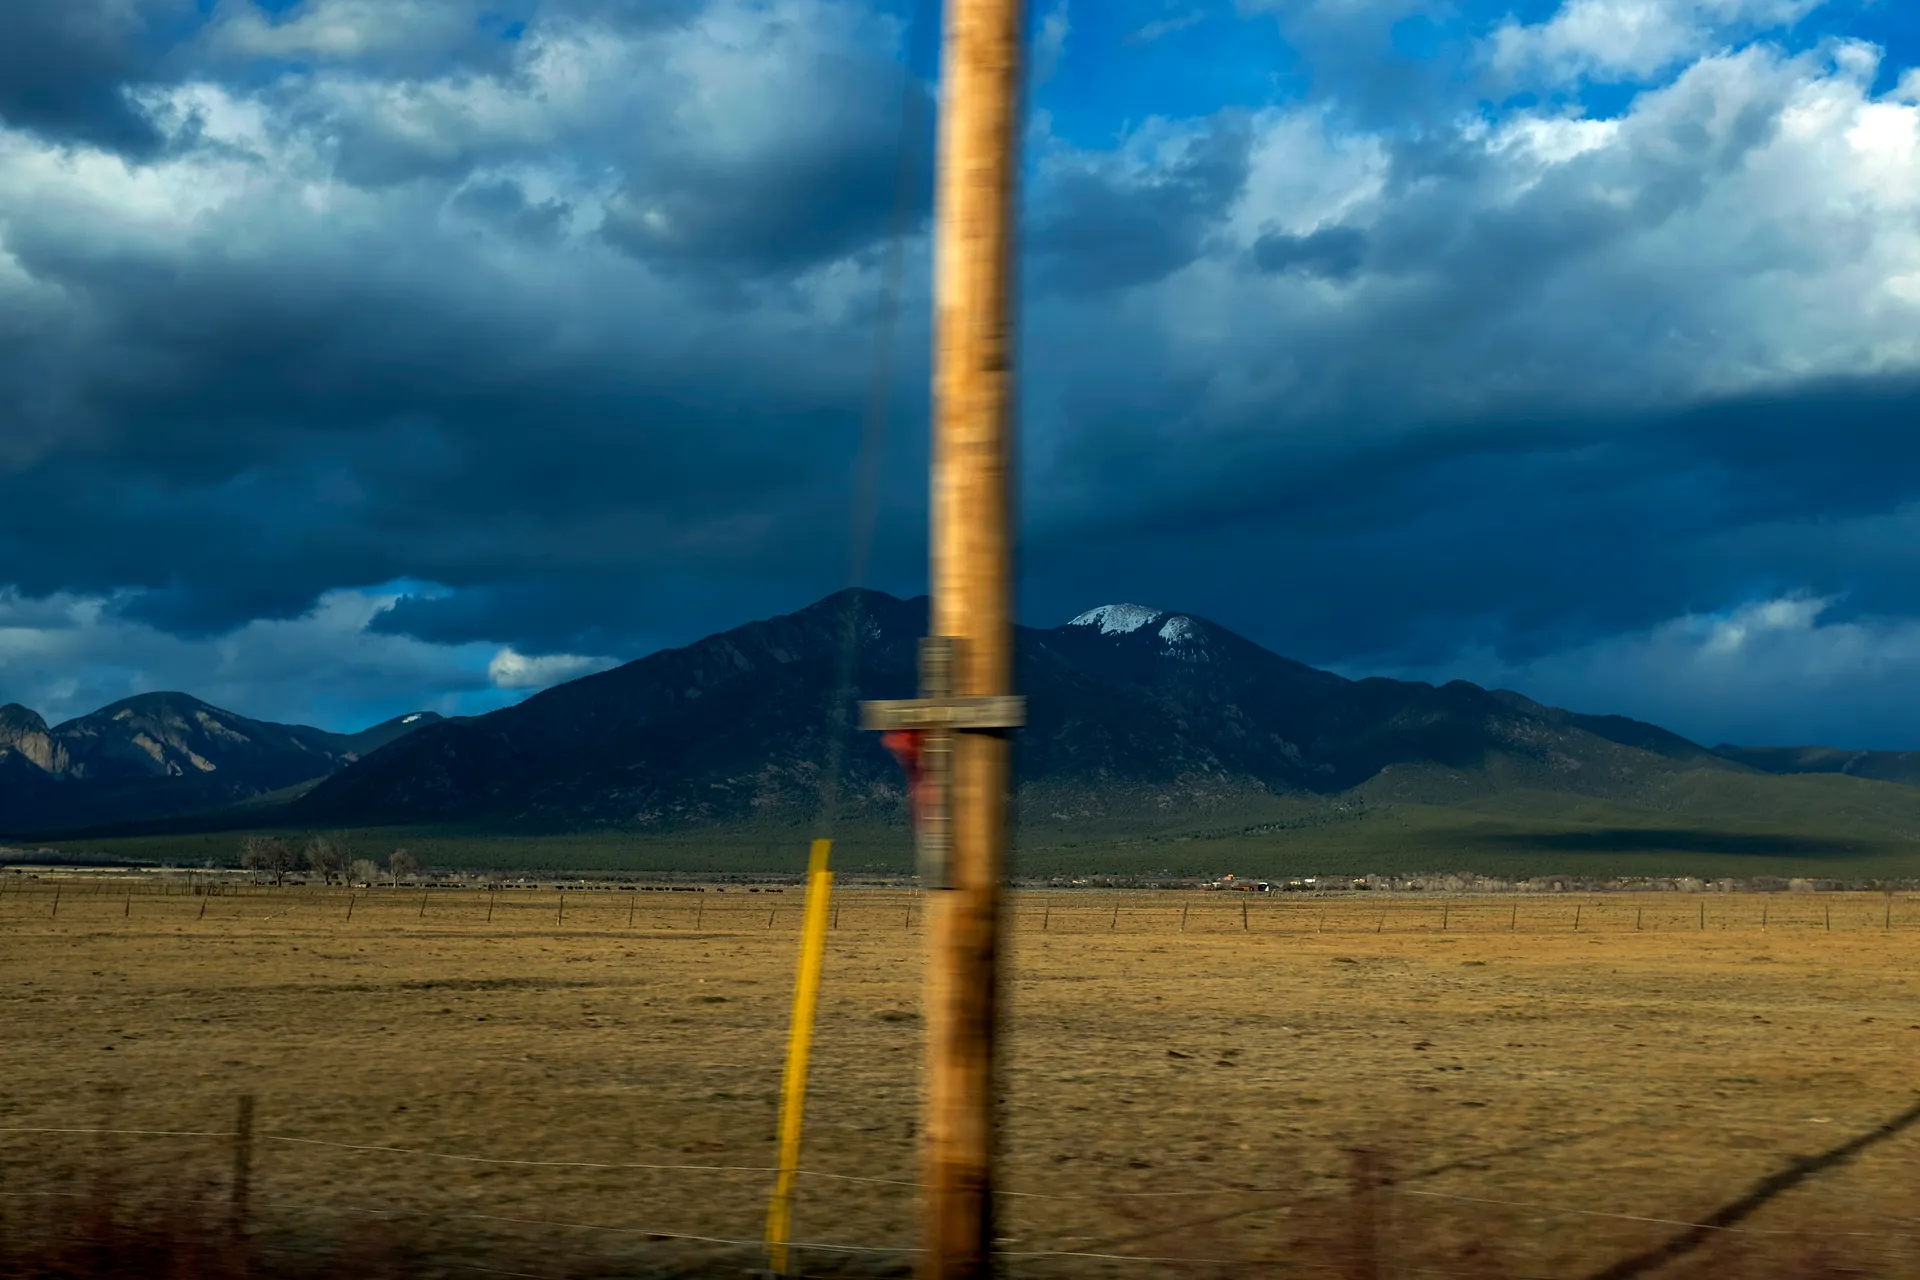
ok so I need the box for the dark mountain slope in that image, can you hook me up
[1712,743,1920,788]
[1487,690,1724,765]
[293,592,927,829]
[341,711,448,756]
[291,591,1756,833]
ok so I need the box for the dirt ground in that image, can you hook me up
[2,878,1918,1277]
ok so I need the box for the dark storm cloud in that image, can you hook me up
[1017,373,1920,673]
[450,178,571,240]
[0,0,194,154]
[270,2,936,276]
[369,573,846,659]
[0,0,948,656]
[1250,225,1365,279]
[0,318,878,637]
[600,80,935,276]
[1027,114,1251,292]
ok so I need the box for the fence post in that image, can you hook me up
[696,897,704,929]
[124,889,131,919]
[557,893,565,927]
[1635,907,1641,931]
[1441,906,1448,932]
[1111,901,1119,932]
[1042,906,1049,932]
[1574,905,1581,932]
[418,890,427,920]
[487,888,495,924]
[769,907,777,929]
[346,894,355,923]
[1887,895,1893,933]
[199,894,208,920]
[629,895,636,929]
[1825,903,1831,932]
[230,1094,255,1243]
[1511,903,1517,932]
[1242,900,1249,931]
[50,887,59,920]
[1180,902,1188,932]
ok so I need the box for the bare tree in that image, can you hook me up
[266,838,301,886]
[238,836,275,883]
[240,835,299,885]
[305,836,346,885]
[348,858,381,887]
[388,848,421,884]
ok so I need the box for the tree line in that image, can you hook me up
[238,836,421,886]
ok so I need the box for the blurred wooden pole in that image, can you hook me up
[925,0,1022,1271]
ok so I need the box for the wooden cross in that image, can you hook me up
[859,636,1024,888]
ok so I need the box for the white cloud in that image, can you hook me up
[1035,0,1071,82]
[486,647,619,690]
[1489,0,1828,85]
[204,0,491,62]
[1103,41,1920,435]
[1127,11,1205,45]
[0,586,507,729]
[1699,595,1828,655]
[1373,594,1920,749]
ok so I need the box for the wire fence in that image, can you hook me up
[3,880,1918,935]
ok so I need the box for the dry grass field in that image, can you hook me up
[3,876,1920,1277]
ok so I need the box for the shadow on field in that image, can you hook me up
[1582,1095,1920,1280]
[1477,828,1867,857]
[0,1195,910,1280]
[2,1149,1899,1280]
[10,1101,1920,1279]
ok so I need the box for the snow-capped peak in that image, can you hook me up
[402,713,423,724]
[1068,603,1163,635]
[1158,616,1196,644]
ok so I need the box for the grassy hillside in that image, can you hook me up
[26,764,1920,881]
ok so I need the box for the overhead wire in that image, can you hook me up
[813,0,932,845]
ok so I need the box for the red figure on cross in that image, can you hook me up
[881,730,935,829]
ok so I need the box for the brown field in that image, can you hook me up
[3,876,1920,1277]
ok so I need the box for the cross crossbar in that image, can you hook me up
[856,637,1023,892]
[858,695,1025,731]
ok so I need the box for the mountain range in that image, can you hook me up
[5,589,1920,844]
[0,695,442,833]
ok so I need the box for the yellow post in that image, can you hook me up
[766,839,837,1274]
